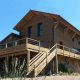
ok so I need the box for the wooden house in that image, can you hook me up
[0,10,80,77]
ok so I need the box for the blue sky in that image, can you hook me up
[0,0,80,41]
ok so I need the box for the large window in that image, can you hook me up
[28,26,32,38]
[37,23,43,37]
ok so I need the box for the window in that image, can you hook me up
[28,26,32,38]
[37,23,43,37]
[72,38,74,42]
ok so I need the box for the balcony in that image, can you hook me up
[0,38,42,56]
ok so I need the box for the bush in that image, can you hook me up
[58,63,68,73]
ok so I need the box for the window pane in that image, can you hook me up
[28,26,32,38]
[37,23,43,37]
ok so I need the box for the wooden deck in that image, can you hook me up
[0,38,80,60]
[0,38,80,77]
[57,48,80,59]
[0,43,49,57]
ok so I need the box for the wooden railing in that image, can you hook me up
[27,44,57,76]
[0,37,80,76]
[0,38,41,54]
[0,38,40,49]
[57,44,80,58]
[27,44,80,76]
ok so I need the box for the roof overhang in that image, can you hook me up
[58,16,80,36]
[14,10,80,36]
[13,10,59,31]
[14,10,35,31]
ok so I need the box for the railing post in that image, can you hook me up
[39,41,40,53]
[6,44,7,48]
[46,52,47,67]
[74,52,75,58]
[34,65,36,77]
[26,37,28,44]
[15,41,17,46]
[27,50,30,73]
[69,48,70,57]
[55,44,58,74]
[63,46,64,56]
[26,38,28,50]
[5,55,9,77]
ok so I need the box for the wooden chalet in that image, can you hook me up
[0,10,80,77]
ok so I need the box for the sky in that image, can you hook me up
[0,0,80,41]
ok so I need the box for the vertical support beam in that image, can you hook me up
[34,65,36,77]
[74,52,75,59]
[6,44,7,48]
[39,41,40,53]
[46,52,47,66]
[52,59,55,74]
[15,41,17,47]
[55,44,58,74]
[5,55,9,76]
[63,46,64,56]
[27,50,30,73]
[69,48,70,57]
[45,52,48,75]
[26,38,28,50]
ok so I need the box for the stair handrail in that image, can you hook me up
[29,52,42,63]
[48,43,57,53]
[34,44,57,69]
[28,52,46,73]
[49,44,57,51]
[29,44,57,74]
[29,44,57,67]
[29,52,43,66]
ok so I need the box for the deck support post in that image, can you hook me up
[5,55,9,76]
[34,65,36,77]
[39,41,40,53]
[63,46,64,56]
[27,50,30,73]
[6,44,7,48]
[55,44,58,74]
[52,59,55,74]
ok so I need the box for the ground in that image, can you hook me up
[1,76,80,80]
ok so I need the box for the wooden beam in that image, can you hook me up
[5,55,9,75]
[27,50,30,73]
[64,28,69,33]
[6,44,8,48]
[52,59,55,74]
[54,21,59,29]
[38,13,53,22]
[56,45,58,74]
[34,65,36,77]
[72,33,76,38]
[60,21,80,36]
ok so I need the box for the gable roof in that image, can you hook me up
[14,10,59,31]
[14,10,80,36]
[0,33,20,44]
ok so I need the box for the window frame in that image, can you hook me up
[37,23,43,37]
[28,26,32,38]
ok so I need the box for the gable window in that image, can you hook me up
[28,26,32,38]
[37,23,43,37]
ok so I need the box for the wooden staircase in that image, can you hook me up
[27,44,80,77]
[27,44,56,77]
